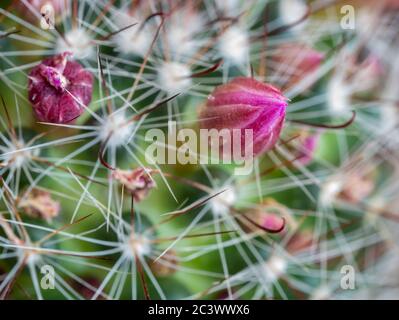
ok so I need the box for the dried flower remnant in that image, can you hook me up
[274,43,324,90]
[112,168,156,202]
[28,52,93,124]
[17,188,60,222]
[200,77,288,157]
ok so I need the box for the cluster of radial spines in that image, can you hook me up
[0,0,398,301]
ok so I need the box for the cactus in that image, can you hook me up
[0,0,398,301]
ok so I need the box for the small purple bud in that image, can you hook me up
[28,52,93,124]
[200,77,288,156]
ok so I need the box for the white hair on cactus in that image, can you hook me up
[157,61,192,95]
[164,7,205,58]
[320,178,343,206]
[123,234,152,258]
[100,112,134,148]
[210,187,237,217]
[56,28,94,59]
[327,71,351,115]
[279,0,308,33]
[218,25,249,65]
[264,255,287,282]
[111,9,153,57]
[3,140,39,169]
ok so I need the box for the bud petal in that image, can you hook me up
[200,77,288,156]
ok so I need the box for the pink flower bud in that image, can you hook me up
[274,43,324,89]
[28,52,93,123]
[241,199,292,234]
[112,168,156,202]
[260,213,286,232]
[200,77,288,157]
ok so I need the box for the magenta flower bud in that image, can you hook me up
[274,43,324,89]
[200,77,288,157]
[28,52,93,123]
